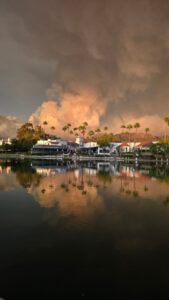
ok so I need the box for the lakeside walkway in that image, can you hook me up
[0,153,169,164]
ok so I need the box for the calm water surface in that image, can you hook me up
[0,160,169,299]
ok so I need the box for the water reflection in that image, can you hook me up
[1,160,169,210]
[1,160,169,298]
[0,161,19,191]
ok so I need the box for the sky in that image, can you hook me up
[1,0,169,137]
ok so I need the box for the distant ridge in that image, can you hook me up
[113,132,156,142]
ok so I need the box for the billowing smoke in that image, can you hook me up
[29,89,106,134]
[2,0,169,134]
[0,115,21,138]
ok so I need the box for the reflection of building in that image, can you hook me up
[31,160,77,175]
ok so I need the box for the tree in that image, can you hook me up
[83,121,88,127]
[126,124,133,142]
[126,124,133,130]
[66,123,72,139]
[134,122,140,133]
[144,127,150,138]
[78,124,87,138]
[43,121,48,139]
[164,117,169,141]
[15,122,44,152]
[96,133,113,147]
[104,126,108,132]
[62,125,68,136]
[17,123,34,140]
[87,130,95,141]
[164,117,169,127]
[95,128,101,134]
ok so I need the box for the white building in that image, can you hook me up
[75,136,84,146]
[84,142,98,148]
[36,139,67,146]
[0,138,12,146]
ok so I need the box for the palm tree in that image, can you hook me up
[121,124,126,136]
[50,126,55,140]
[144,127,150,138]
[62,125,68,136]
[164,117,169,141]
[78,124,88,139]
[43,121,48,126]
[43,121,48,139]
[70,130,73,136]
[164,117,169,126]
[83,121,88,127]
[104,126,108,132]
[87,130,94,140]
[95,128,101,134]
[67,123,72,139]
[126,124,133,142]
[134,122,140,133]
[134,122,140,144]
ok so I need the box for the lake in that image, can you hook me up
[0,159,169,299]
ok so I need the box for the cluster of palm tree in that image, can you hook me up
[62,122,89,139]
[121,122,151,141]
[61,122,110,142]
[42,121,57,139]
[41,120,111,142]
[163,117,169,142]
[40,116,169,143]
[121,122,143,133]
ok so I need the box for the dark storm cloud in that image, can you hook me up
[1,0,169,133]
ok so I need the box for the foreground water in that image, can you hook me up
[0,159,169,299]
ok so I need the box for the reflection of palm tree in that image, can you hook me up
[126,189,131,195]
[132,170,139,197]
[119,168,125,192]
[143,174,149,192]
[144,185,149,192]
[163,196,169,206]
[133,190,139,197]
[97,170,112,188]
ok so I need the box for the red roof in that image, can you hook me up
[136,141,153,148]
[119,142,130,147]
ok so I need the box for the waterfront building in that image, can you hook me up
[0,138,11,146]
[31,139,69,155]
[75,136,84,146]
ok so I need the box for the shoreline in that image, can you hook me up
[0,153,169,164]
